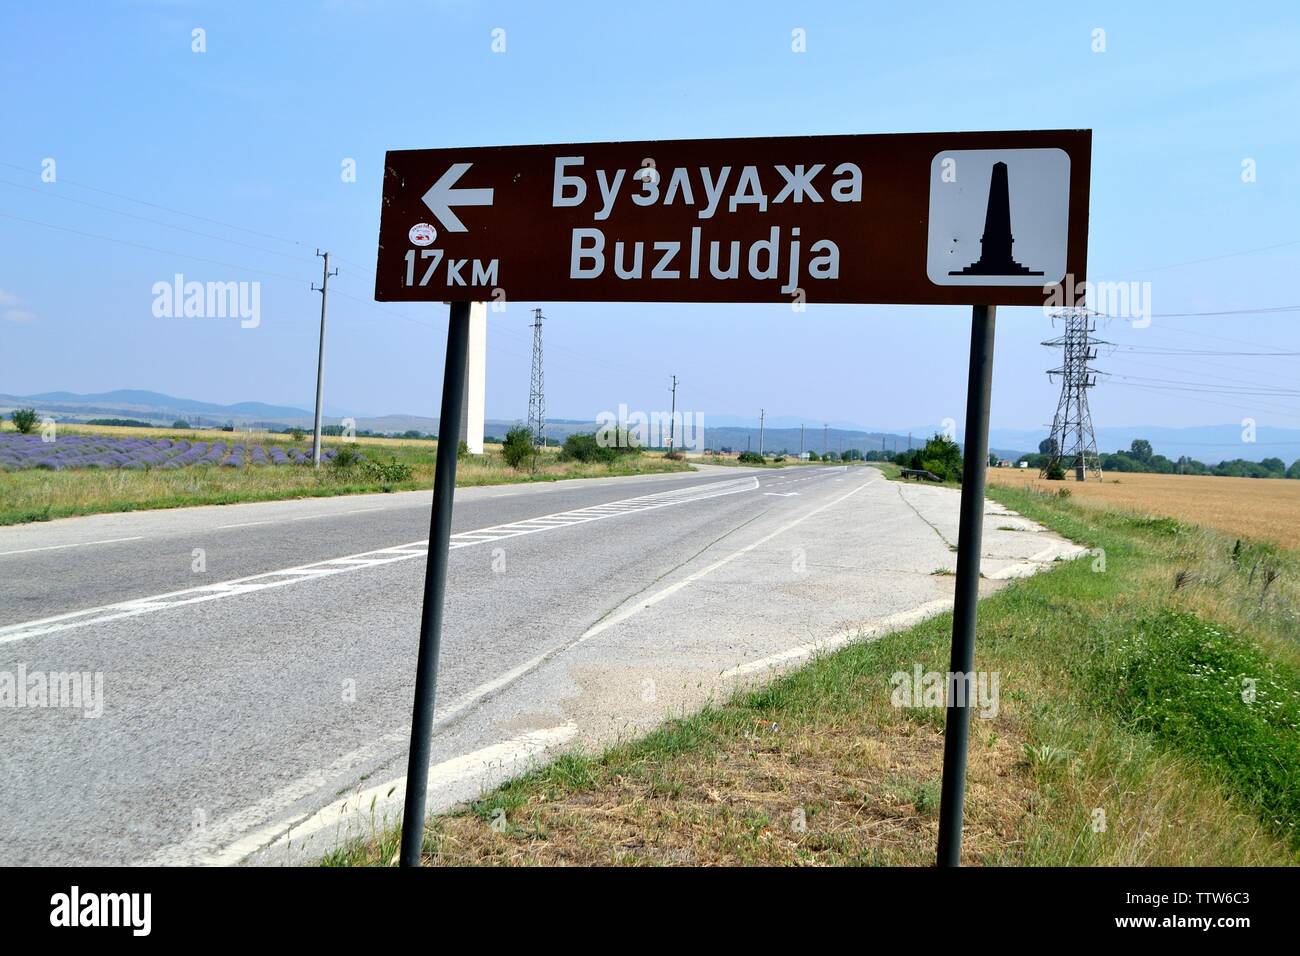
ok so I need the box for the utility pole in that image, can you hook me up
[758,409,765,456]
[668,375,678,452]
[823,423,828,456]
[799,424,804,458]
[310,250,337,467]
[528,308,545,448]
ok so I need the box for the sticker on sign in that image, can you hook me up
[374,130,1089,306]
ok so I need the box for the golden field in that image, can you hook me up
[986,468,1300,550]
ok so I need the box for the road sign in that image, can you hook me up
[376,130,1090,307]
[383,128,1093,869]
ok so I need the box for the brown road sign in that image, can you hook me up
[375,129,1090,307]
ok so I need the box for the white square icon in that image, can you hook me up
[927,148,1071,286]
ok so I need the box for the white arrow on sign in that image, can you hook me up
[421,162,494,233]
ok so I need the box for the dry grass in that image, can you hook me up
[987,469,1300,550]
[332,692,1037,867]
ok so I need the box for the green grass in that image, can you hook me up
[324,477,1300,867]
[0,433,691,526]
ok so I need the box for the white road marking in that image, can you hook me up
[763,492,799,497]
[143,653,580,867]
[0,476,760,646]
[573,475,878,645]
[720,599,954,678]
[137,473,877,866]
[264,723,579,860]
[0,535,145,557]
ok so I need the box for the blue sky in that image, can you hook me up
[1,0,1298,437]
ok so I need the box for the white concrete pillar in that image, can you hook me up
[459,301,487,454]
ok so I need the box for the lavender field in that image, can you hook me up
[0,433,339,471]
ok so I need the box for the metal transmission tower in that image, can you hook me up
[1042,308,1106,481]
[527,308,545,448]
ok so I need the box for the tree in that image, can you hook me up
[501,426,535,469]
[1039,437,1058,457]
[914,433,963,482]
[1130,439,1153,464]
[172,419,191,429]
[1287,460,1300,480]
[10,408,38,434]
[987,452,999,467]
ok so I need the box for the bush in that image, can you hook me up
[11,408,38,434]
[915,433,963,482]
[362,456,412,483]
[561,431,642,465]
[1045,463,1066,481]
[737,451,765,464]
[457,440,470,461]
[501,426,535,469]
[665,450,686,462]
[173,420,191,429]
[330,445,363,469]
[561,432,615,464]
[289,427,305,442]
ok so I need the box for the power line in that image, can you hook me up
[0,210,307,283]
[0,158,309,249]
[0,177,316,266]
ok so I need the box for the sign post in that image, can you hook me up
[399,300,471,867]
[377,130,1089,867]
[936,303,996,867]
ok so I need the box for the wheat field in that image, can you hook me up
[986,468,1300,550]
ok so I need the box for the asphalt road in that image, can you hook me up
[0,464,1081,864]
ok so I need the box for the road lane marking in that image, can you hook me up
[257,723,579,863]
[143,657,581,867]
[574,476,878,644]
[138,472,895,865]
[0,536,145,557]
[720,599,954,679]
[0,475,760,645]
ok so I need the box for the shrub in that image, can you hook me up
[457,440,470,461]
[172,420,191,429]
[289,427,305,442]
[10,408,38,434]
[330,445,363,470]
[915,433,963,482]
[561,431,640,465]
[737,451,765,464]
[501,426,535,469]
[1045,463,1066,481]
[362,456,412,483]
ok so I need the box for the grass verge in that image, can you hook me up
[326,480,1299,866]
[0,428,690,526]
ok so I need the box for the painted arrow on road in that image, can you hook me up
[421,163,494,233]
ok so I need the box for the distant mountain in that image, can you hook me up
[5,389,1294,465]
[4,390,319,423]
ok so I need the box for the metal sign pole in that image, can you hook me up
[399,300,472,867]
[936,303,996,867]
